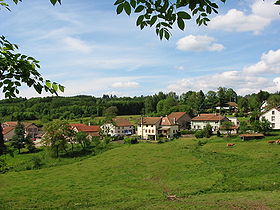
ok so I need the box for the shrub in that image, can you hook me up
[195,130,205,138]
[124,138,138,144]
[197,140,207,146]
[30,156,43,169]
[0,159,9,174]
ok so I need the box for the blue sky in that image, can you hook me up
[1,0,280,98]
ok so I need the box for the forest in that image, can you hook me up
[0,88,279,124]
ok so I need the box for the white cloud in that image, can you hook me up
[111,81,140,88]
[62,36,92,54]
[273,77,280,91]
[167,70,276,95]
[176,35,225,52]
[209,1,279,33]
[175,66,185,70]
[243,49,280,74]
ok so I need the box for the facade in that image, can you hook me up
[260,106,280,129]
[101,118,134,136]
[137,116,179,140]
[167,112,191,129]
[70,123,100,137]
[191,113,229,132]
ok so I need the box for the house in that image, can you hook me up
[3,126,15,141]
[167,112,191,129]
[260,106,280,129]
[260,100,269,112]
[101,118,134,136]
[220,117,240,134]
[191,113,230,132]
[69,123,100,137]
[137,116,179,140]
[216,102,238,112]
[2,121,39,140]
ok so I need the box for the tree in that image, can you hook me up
[103,106,118,118]
[25,135,36,153]
[204,123,213,138]
[0,36,63,98]
[220,121,234,136]
[43,120,73,158]
[11,122,25,154]
[75,131,91,150]
[0,123,5,155]
[252,119,271,135]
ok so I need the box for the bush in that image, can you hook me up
[124,138,138,144]
[0,159,9,174]
[30,156,43,169]
[197,140,207,146]
[195,130,205,138]
[180,130,195,135]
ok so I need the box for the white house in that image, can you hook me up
[101,118,134,136]
[137,116,179,140]
[191,113,230,132]
[260,106,280,129]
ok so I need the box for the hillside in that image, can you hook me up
[1,138,280,209]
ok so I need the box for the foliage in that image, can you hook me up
[204,123,213,138]
[251,118,271,135]
[124,137,138,144]
[194,130,204,138]
[103,106,118,118]
[239,121,250,134]
[75,131,91,150]
[11,122,25,153]
[0,122,5,155]
[42,120,74,158]
[0,158,9,173]
[220,121,234,136]
[25,135,36,153]
[0,36,63,98]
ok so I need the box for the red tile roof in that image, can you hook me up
[192,113,227,121]
[3,121,34,128]
[112,118,133,127]
[3,127,14,135]
[69,124,100,133]
[168,112,189,121]
[140,117,161,125]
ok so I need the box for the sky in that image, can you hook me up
[0,0,280,98]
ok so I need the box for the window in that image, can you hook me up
[152,130,154,133]
[151,125,153,127]
[146,125,148,127]
[271,116,275,121]
[148,129,150,133]
[272,123,275,128]
[272,110,275,115]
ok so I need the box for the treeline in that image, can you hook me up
[0,88,279,123]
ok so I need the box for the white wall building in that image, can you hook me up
[191,113,229,131]
[101,118,134,136]
[260,107,280,129]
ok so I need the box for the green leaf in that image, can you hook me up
[114,0,125,5]
[136,15,144,26]
[149,15,157,26]
[177,11,191,20]
[59,85,65,92]
[130,0,136,8]
[135,5,145,13]
[50,0,57,6]
[116,3,124,14]
[46,80,52,89]
[52,83,58,92]
[177,17,185,30]
[123,1,131,15]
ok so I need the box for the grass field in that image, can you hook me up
[1,136,280,209]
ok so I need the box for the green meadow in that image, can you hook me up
[1,136,280,209]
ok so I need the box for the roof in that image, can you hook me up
[112,118,133,127]
[3,121,34,128]
[160,117,176,126]
[227,102,238,107]
[192,113,227,121]
[261,106,280,115]
[140,117,161,125]
[69,124,100,132]
[239,133,264,137]
[167,112,189,121]
[3,127,14,135]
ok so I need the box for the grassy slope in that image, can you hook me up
[1,138,280,209]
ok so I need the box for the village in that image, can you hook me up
[2,100,280,147]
